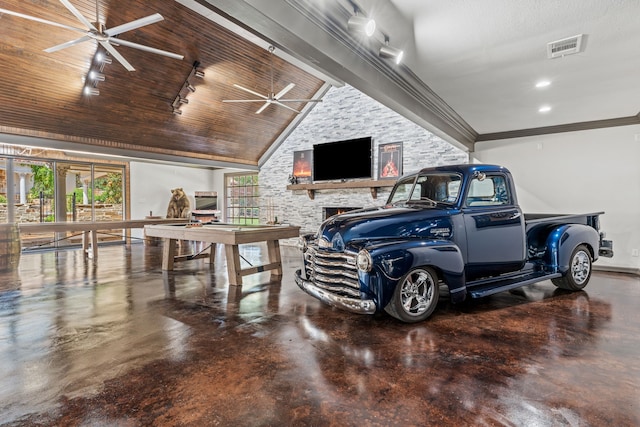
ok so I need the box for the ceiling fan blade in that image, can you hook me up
[59,0,98,31]
[273,101,301,114]
[274,83,295,100]
[106,13,164,36]
[222,99,267,103]
[232,84,268,100]
[0,7,87,33]
[44,35,92,53]
[100,41,135,71]
[276,99,323,103]
[255,102,270,114]
[111,38,184,60]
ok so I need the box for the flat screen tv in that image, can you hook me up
[313,137,373,181]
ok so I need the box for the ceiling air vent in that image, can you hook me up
[547,34,584,59]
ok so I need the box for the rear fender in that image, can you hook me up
[544,224,600,274]
[367,240,466,308]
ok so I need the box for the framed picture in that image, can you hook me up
[292,150,313,184]
[378,142,403,179]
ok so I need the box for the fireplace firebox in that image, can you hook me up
[323,207,361,220]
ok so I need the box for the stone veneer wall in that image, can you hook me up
[258,84,468,241]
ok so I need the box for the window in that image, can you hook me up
[225,173,259,225]
[0,146,127,250]
[387,173,462,205]
[466,175,509,206]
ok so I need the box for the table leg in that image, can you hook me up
[82,231,89,258]
[162,238,176,270]
[267,239,283,280]
[208,243,217,265]
[90,230,98,260]
[225,244,242,286]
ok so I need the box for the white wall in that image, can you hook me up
[473,124,640,272]
[129,162,216,239]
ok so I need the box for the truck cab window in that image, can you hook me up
[467,175,509,206]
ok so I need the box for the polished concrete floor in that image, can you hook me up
[0,242,638,426]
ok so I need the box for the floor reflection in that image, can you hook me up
[0,244,637,426]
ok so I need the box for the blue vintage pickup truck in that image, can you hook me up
[295,164,614,323]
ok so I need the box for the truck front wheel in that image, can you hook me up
[552,244,592,291]
[385,267,439,323]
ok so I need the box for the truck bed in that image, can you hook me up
[524,212,603,233]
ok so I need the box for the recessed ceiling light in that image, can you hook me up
[538,105,552,113]
[535,80,551,88]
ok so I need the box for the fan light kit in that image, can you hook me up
[223,45,322,114]
[0,0,184,71]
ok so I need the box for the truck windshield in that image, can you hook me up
[387,173,462,205]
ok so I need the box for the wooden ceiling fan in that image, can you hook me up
[0,0,183,71]
[223,46,322,114]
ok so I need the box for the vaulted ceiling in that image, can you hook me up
[0,0,326,169]
[1,0,638,169]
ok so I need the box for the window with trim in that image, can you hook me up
[225,172,259,225]
[466,175,510,206]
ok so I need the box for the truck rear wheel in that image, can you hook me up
[385,267,439,323]
[552,244,592,291]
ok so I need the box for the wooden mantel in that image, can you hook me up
[286,179,396,200]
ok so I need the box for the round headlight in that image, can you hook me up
[356,249,372,272]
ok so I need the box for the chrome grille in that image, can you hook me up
[304,247,360,297]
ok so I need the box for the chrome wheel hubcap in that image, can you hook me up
[400,270,435,315]
[571,250,590,285]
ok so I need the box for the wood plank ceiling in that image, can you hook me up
[0,0,325,167]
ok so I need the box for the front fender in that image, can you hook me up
[545,224,600,274]
[364,240,466,309]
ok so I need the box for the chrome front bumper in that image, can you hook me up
[294,269,376,315]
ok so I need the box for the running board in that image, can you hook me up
[468,271,562,299]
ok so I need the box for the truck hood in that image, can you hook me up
[318,204,455,251]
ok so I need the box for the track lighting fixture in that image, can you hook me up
[89,71,105,81]
[379,39,404,65]
[83,48,111,96]
[171,61,204,115]
[343,3,407,65]
[84,87,99,96]
[348,15,376,37]
[96,52,112,64]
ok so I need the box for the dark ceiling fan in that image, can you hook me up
[0,0,183,71]
[223,45,322,114]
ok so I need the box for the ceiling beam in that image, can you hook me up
[187,0,476,152]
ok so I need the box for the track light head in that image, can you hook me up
[185,82,196,92]
[178,96,189,104]
[172,108,182,115]
[84,86,99,96]
[379,44,404,65]
[194,70,205,78]
[96,52,112,64]
[89,71,105,81]
[348,15,376,37]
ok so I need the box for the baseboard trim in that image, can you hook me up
[593,265,640,276]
